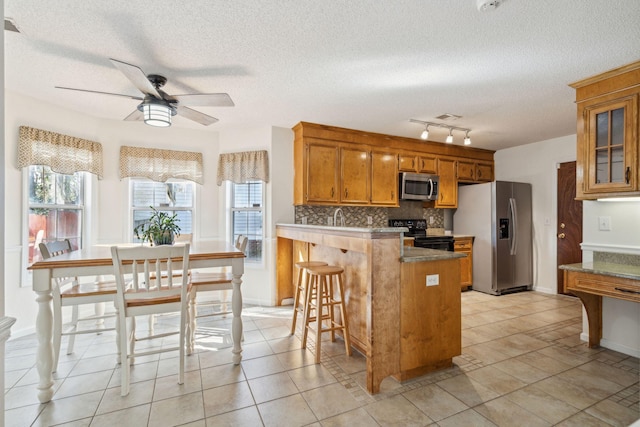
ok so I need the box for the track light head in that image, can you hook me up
[464,131,471,145]
[445,128,453,144]
[420,125,429,140]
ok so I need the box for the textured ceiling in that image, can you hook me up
[4,1,640,151]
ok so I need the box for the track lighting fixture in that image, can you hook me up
[420,125,429,140]
[409,119,472,145]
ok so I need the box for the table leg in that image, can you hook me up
[35,290,55,403]
[231,273,243,364]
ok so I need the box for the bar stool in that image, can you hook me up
[290,261,328,335]
[301,265,352,363]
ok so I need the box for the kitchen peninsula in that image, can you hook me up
[276,223,464,393]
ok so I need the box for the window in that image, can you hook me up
[27,165,85,264]
[231,181,263,262]
[130,179,195,242]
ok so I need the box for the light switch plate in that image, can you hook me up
[598,216,611,231]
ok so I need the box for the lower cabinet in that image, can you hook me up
[454,236,474,290]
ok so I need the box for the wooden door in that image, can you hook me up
[398,154,418,172]
[306,143,339,203]
[557,161,583,294]
[476,162,493,182]
[435,158,458,208]
[417,155,437,174]
[340,146,370,204]
[371,150,398,205]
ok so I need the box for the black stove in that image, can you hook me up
[388,219,454,251]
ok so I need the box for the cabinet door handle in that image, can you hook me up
[344,188,348,198]
[626,167,631,184]
[615,287,640,295]
[331,187,334,198]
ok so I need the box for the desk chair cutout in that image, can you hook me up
[39,239,117,373]
[187,235,247,353]
[111,243,191,396]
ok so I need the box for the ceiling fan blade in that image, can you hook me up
[177,105,219,126]
[109,58,161,98]
[172,93,234,107]
[123,109,143,121]
[55,86,143,100]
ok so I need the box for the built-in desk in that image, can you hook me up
[560,260,640,348]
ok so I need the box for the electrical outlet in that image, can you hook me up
[426,274,439,286]
[367,216,373,225]
[598,216,611,231]
[429,216,435,224]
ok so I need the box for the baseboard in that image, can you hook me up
[580,332,640,358]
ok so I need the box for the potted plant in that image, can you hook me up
[133,206,181,246]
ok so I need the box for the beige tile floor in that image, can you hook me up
[4,291,639,426]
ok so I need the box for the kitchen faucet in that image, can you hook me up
[333,208,345,227]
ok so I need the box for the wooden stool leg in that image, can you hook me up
[336,272,352,356]
[314,274,325,364]
[290,267,304,335]
[301,273,315,349]
[327,275,336,342]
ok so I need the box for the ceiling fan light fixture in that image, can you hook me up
[142,102,172,127]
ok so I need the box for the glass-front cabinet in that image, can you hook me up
[571,61,640,200]
[584,96,636,194]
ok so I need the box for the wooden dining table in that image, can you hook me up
[28,240,245,403]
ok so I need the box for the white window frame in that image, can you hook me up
[129,178,196,242]
[229,180,265,264]
[21,166,90,287]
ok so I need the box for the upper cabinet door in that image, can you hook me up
[340,146,370,204]
[435,158,458,208]
[306,143,339,203]
[583,95,638,195]
[371,150,398,206]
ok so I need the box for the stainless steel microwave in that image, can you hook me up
[399,172,439,201]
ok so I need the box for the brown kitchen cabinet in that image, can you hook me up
[340,146,370,204]
[434,157,458,208]
[371,150,399,205]
[570,61,640,199]
[293,122,495,207]
[305,141,340,204]
[454,236,474,290]
[399,153,437,174]
[457,160,493,183]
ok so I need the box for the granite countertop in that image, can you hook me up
[453,235,474,239]
[401,247,465,263]
[559,262,640,281]
[277,223,406,234]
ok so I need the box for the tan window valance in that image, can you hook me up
[17,126,104,179]
[217,150,269,186]
[119,146,204,184]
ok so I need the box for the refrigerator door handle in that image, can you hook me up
[509,197,518,255]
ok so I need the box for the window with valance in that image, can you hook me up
[17,126,104,178]
[217,150,269,185]
[119,146,204,184]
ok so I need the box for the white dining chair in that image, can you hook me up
[39,239,117,373]
[187,235,247,353]
[110,243,191,396]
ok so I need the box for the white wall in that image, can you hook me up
[4,91,294,336]
[494,134,576,294]
[582,200,640,357]
[217,126,295,306]
[496,134,640,357]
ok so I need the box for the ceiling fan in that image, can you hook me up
[56,58,234,127]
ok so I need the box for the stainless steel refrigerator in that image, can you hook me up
[453,181,533,295]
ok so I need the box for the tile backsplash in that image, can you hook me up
[295,200,445,228]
